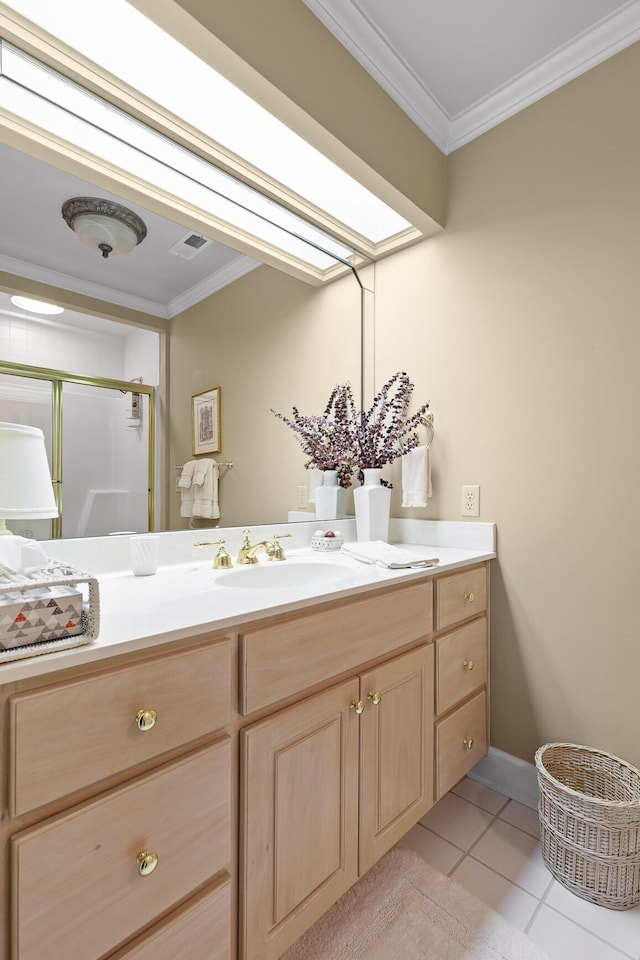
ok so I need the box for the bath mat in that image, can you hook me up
[283,845,550,960]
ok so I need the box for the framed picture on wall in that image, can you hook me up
[192,386,221,455]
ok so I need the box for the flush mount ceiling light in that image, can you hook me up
[10,295,64,315]
[61,197,147,259]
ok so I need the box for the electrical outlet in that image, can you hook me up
[461,484,480,517]
[297,484,308,509]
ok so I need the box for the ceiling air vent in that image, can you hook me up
[168,232,212,260]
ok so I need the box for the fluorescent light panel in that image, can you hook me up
[1,0,412,243]
[0,42,355,271]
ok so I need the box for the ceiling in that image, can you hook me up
[303,0,640,153]
[2,0,639,335]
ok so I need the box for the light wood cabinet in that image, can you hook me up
[434,567,489,799]
[1,638,233,960]
[9,640,231,816]
[12,741,230,960]
[1,560,490,960]
[241,679,360,960]
[240,645,433,960]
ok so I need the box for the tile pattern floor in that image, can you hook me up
[401,778,640,959]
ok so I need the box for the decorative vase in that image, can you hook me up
[314,470,343,521]
[353,468,391,542]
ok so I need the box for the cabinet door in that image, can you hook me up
[359,644,434,873]
[240,679,360,960]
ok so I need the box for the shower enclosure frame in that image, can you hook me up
[0,359,155,538]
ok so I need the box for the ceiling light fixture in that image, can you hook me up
[61,197,147,259]
[10,296,64,315]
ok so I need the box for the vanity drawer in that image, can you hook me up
[436,690,487,799]
[436,566,487,631]
[436,618,487,715]
[11,740,231,960]
[109,878,231,960]
[240,581,433,714]
[9,639,231,816]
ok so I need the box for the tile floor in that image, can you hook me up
[401,777,640,959]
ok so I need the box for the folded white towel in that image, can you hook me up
[342,541,439,569]
[307,468,324,505]
[179,460,197,517]
[402,444,432,508]
[191,459,220,519]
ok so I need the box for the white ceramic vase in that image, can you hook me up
[314,470,342,521]
[353,468,391,542]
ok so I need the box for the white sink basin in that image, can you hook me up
[214,559,357,590]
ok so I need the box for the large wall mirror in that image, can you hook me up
[0,135,368,538]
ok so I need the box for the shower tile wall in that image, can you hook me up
[0,315,125,379]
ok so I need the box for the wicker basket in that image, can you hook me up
[536,743,640,910]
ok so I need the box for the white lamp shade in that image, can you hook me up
[0,422,58,518]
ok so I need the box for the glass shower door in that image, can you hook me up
[0,373,55,539]
[61,381,150,538]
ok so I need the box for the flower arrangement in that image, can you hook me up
[271,384,358,487]
[272,371,429,482]
[356,371,430,468]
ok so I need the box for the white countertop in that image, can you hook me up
[0,519,496,684]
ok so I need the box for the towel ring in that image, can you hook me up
[420,413,434,449]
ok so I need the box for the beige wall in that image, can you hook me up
[164,9,640,770]
[378,43,640,768]
[169,41,640,771]
[169,263,363,529]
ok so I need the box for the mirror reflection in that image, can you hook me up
[0,140,365,538]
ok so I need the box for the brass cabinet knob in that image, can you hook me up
[463,659,475,671]
[350,699,366,715]
[464,592,476,603]
[135,709,157,731]
[136,850,159,876]
[463,737,475,751]
[367,691,382,705]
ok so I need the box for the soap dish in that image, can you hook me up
[311,533,343,552]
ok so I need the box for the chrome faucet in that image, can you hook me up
[236,529,292,564]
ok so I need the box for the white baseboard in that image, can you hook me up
[467,747,538,810]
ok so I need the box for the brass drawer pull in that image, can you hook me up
[463,659,475,671]
[367,691,382,705]
[135,709,157,731]
[463,737,475,751]
[350,699,365,715]
[136,850,159,877]
[464,592,476,603]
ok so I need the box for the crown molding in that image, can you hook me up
[303,0,640,154]
[302,0,450,152]
[0,252,259,320]
[165,254,259,318]
[448,2,640,151]
[0,253,169,318]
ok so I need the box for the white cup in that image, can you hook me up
[130,534,160,576]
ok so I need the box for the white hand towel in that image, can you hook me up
[191,459,220,519]
[179,460,197,518]
[307,468,324,505]
[342,541,439,569]
[402,444,432,508]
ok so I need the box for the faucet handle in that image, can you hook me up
[270,532,292,561]
[194,539,232,569]
[212,539,232,569]
[237,529,255,565]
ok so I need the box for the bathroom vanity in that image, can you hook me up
[0,521,494,960]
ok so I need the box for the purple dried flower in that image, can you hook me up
[272,371,429,477]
